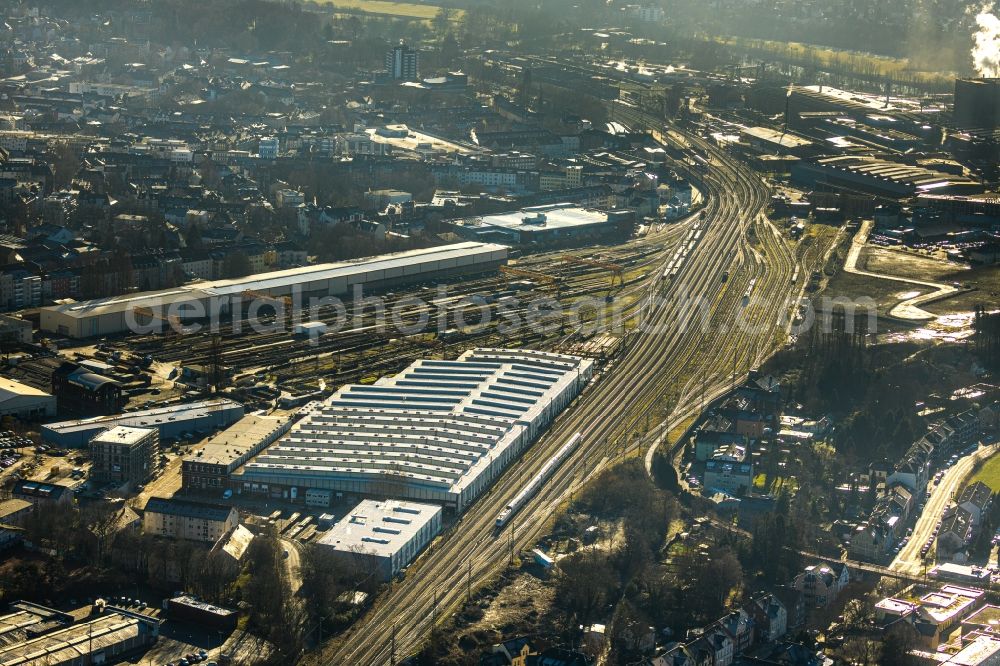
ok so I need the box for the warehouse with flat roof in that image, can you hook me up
[234,348,593,511]
[447,203,634,245]
[182,412,294,492]
[41,398,245,447]
[316,499,442,580]
[40,241,509,338]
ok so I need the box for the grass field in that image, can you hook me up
[971,454,1000,492]
[310,0,463,21]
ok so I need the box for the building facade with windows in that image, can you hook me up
[142,497,238,543]
[89,426,159,487]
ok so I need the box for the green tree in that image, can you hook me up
[221,251,252,279]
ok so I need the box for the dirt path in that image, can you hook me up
[843,220,958,320]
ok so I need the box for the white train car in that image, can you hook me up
[495,432,582,530]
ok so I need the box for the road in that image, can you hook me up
[282,537,304,595]
[891,444,999,576]
[305,111,797,665]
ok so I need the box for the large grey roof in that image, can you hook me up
[240,348,593,502]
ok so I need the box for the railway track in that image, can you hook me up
[116,228,683,367]
[309,120,795,665]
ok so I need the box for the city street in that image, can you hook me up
[891,444,999,576]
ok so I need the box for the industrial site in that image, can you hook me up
[2,0,1000,665]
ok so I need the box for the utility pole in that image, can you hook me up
[390,624,396,666]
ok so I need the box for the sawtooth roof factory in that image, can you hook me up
[791,155,984,199]
[39,242,508,338]
[234,348,593,511]
[446,203,635,245]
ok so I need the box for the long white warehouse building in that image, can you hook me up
[233,348,594,512]
[40,241,508,338]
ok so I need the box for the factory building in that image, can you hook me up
[40,242,508,339]
[182,412,293,493]
[0,602,159,666]
[166,595,238,630]
[234,348,594,511]
[739,126,816,157]
[142,496,239,543]
[41,398,245,448]
[51,361,125,415]
[446,204,635,245]
[316,499,442,580]
[0,377,55,420]
[786,84,902,119]
[89,426,159,487]
[792,156,984,199]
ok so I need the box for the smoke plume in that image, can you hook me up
[973,3,1000,77]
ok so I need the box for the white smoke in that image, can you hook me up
[973,3,1000,78]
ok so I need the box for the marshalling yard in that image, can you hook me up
[313,114,803,666]
[34,91,835,666]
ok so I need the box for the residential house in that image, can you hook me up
[849,520,893,563]
[937,506,975,562]
[525,647,590,666]
[947,410,981,449]
[682,636,714,666]
[704,626,734,666]
[274,240,307,268]
[180,248,213,280]
[485,636,535,666]
[792,563,850,608]
[209,524,255,577]
[142,496,238,543]
[958,482,993,531]
[735,373,782,414]
[12,479,72,507]
[849,483,912,563]
[722,408,768,439]
[750,593,788,642]
[619,622,656,654]
[764,643,828,665]
[649,645,694,666]
[703,459,754,496]
[888,437,934,495]
[888,484,915,523]
[693,425,745,462]
[773,586,807,632]
[718,609,754,654]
